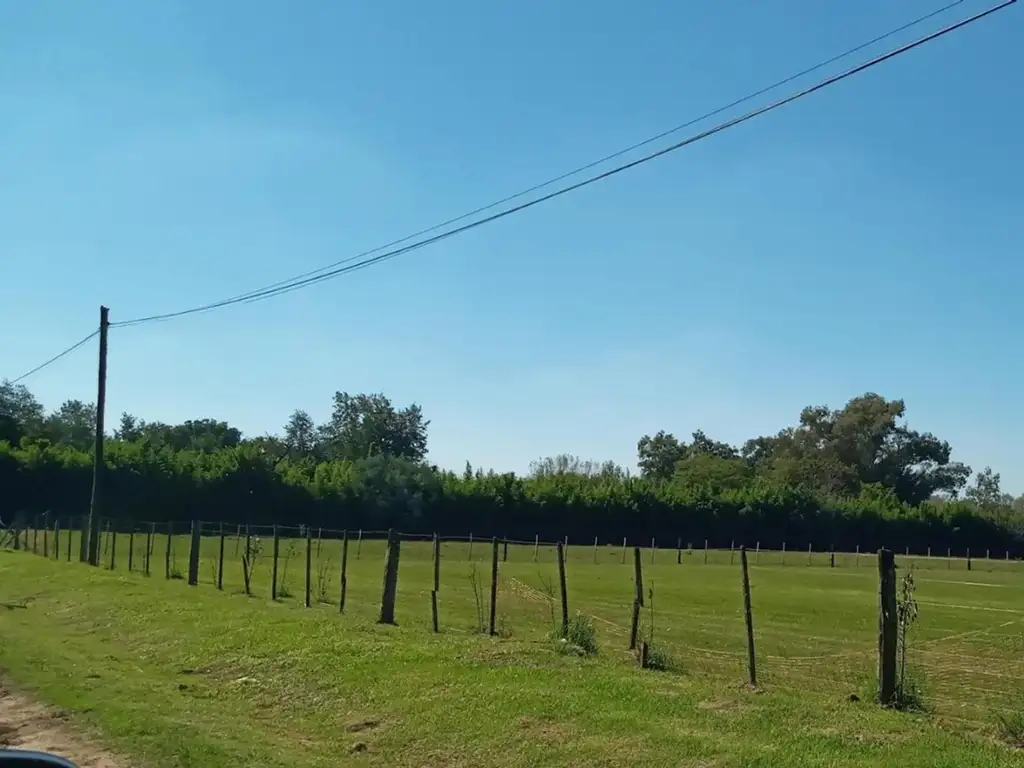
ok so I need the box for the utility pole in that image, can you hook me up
[86,306,110,566]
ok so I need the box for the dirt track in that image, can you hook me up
[0,683,121,767]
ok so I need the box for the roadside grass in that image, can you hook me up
[1,536,1022,766]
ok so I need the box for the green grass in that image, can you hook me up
[1,529,1023,766]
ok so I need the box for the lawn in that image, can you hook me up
[1,528,1022,767]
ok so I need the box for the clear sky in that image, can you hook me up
[2,1,1021,491]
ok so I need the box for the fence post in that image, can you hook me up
[877,548,897,706]
[187,520,200,586]
[339,529,349,614]
[128,528,135,572]
[966,547,972,572]
[856,544,860,567]
[488,538,499,636]
[356,528,363,559]
[503,537,508,563]
[947,547,951,569]
[109,528,117,570]
[621,537,627,564]
[378,529,401,624]
[782,542,786,566]
[217,523,225,590]
[755,541,760,565]
[33,517,38,554]
[593,536,599,564]
[79,516,89,562]
[556,541,569,638]
[468,533,474,561]
[730,540,735,566]
[67,517,74,562]
[431,533,440,632]
[704,539,708,564]
[533,534,539,562]
[740,546,757,688]
[830,545,835,569]
[165,521,173,579]
[53,519,60,561]
[271,525,281,600]
[145,522,153,575]
[305,525,312,608]
[807,542,812,566]
[629,546,644,650]
[317,527,323,558]
[43,513,49,557]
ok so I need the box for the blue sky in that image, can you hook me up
[2,1,1021,491]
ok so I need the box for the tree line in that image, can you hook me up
[1,380,1022,553]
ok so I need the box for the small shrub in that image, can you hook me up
[556,612,598,656]
[643,643,675,672]
[315,557,331,603]
[278,584,293,599]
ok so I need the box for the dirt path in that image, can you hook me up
[0,683,122,767]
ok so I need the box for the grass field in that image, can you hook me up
[1,525,1023,767]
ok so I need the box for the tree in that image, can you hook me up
[749,394,970,505]
[283,409,318,457]
[45,399,97,451]
[529,454,625,478]
[318,392,428,462]
[636,431,686,479]
[114,413,144,442]
[0,381,45,444]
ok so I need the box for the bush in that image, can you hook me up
[556,613,598,656]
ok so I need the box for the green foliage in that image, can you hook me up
[996,705,1024,749]
[558,613,598,656]
[0,383,1021,554]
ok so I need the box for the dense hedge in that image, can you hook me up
[1,440,1018,555]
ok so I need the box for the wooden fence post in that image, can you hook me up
[489,537,499,636]
[431,533,440,632]
[650,537,656,565]
[621,537,627,564]
[165,521,173,579]
[339,529,349,614]
[53,519,61,561]
[271,525,281,600]
[128,528,135,572]
[677,537,682,565]
[67,517,74,562]
[556,541,569,638]
[807,542,812,566]
[730,540,735,566]
[593,536,599,564]
[629,546,644,650]
[356,528,363,559]
[42,514,49,557]
[830,545,835,569]
[503,537,509,563]
[145,522,153,575]
[782,542,786,566]
[187,520,200,586]
[740,546,757,688]
[109,529,117,570]
[317,526,323,558]
[704,539,708,564]
[755,541,760,565]
[877,548,897,706]
[533,534,539,562]
[305,525,312,608]
[468,533,474,561]
[967,547,972,572]
[33,517,38,554]
[378,529,401,624]
[216,522,225,589]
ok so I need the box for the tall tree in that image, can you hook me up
[319,392,428,462]
[0,381,45,444]
[44,399,97,451]
[283,409,318,457]
[636,431,686,479]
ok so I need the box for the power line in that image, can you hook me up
[113,0,1013,328]
[177,0,971,314]
[7,329,100,384]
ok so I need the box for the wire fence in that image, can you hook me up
[4,515,1023,734]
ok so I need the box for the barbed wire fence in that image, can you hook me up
[4,513,1022,732]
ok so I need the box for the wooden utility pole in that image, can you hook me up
[86,305,109,566]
